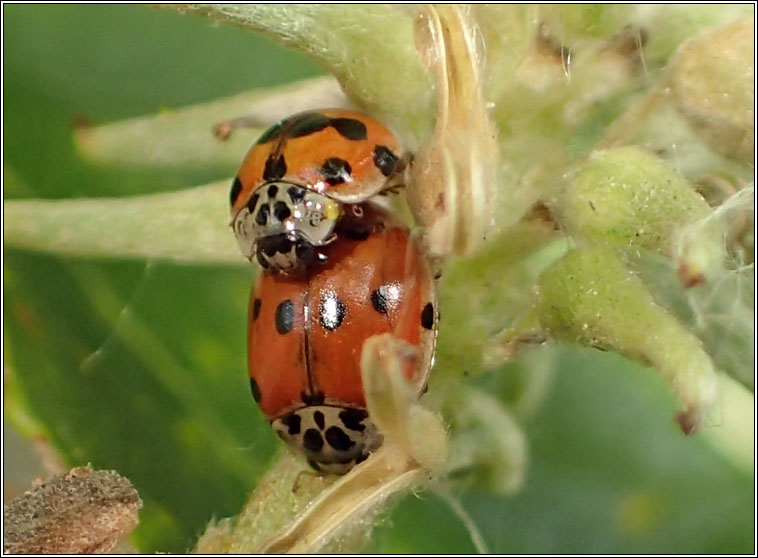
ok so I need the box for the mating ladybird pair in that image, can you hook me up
[229,109,439,474]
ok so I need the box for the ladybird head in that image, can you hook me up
[232,181,343,274]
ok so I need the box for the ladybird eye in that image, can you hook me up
[294,239,315,262]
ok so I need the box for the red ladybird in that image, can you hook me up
[229,109,408,274]
[247,205,437,473]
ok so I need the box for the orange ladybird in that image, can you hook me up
[230,109,408,274]
[247,204,437,473]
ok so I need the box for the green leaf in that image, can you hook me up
[73,76,346,172]
[4,182,241,265]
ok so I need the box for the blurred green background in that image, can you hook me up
[3,5,753,553]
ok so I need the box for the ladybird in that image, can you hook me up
[247,205,438,473]
[230,109,408,274]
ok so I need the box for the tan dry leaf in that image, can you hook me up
[3,465,142,554]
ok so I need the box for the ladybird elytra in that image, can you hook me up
[247,204,437,473]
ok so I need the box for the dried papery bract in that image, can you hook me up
[253,334,447,553]
[409,5,498,261]
[362,334,448,473]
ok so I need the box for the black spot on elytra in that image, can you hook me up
[303,428,324,452]
[302,391,325,406]
[320,158,352,186]
[325,426,354,451]
[275,300,295,334]
[246,192,260,213]
[230,177,243,206]
[255,203,270,226]
[273,201,291,222]
[287,186,305,205]
[280,413,301,435]
[249,378,261,402]
[263,154,287,181]
[421,302,435,330]
[320,291,346,331]
[371,289,388,314]
[313,410,325,430]
[252,298,262,321]
[329,117,367,140]
[373,145,400,177]
[256,121,285,144]
[339,409,367,432]
[267,184,278,198]
[289,112,331,138]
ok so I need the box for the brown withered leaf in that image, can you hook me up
[3,465,141,554]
